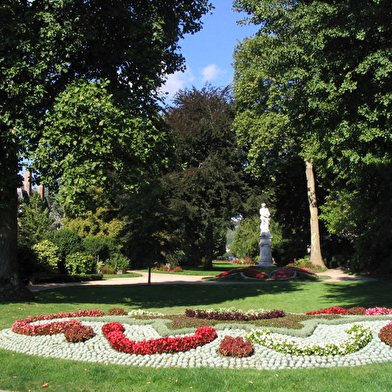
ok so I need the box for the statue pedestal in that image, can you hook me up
[258,233,274,267]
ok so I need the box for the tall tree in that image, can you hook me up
[165,85,247,269]
[0,0,211,302]
[233,0,392,271]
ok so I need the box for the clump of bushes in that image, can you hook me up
[65,252,95,275]
[218,336,254,358]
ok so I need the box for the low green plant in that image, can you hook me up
[32,240,60,273]
[65,252,95,275]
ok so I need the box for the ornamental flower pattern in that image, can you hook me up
[102,322,217,355]
[247,324,373,356]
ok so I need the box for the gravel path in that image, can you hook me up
[27,268,376,292]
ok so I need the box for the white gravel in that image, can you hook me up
[1,319,392,370]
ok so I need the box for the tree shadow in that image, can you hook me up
[322,280,392,308]
[33,282,307,309]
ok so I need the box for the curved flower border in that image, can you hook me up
[102,322,217,355]
[247,324,373,356]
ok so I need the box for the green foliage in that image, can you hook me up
[18,193,53,245]
[233,0,392,271]
[0,0,211,298]
[65,252,95,275]
[82,236,120,263]
[230,216,259,260]
[108,253,130,271]
[44,229,83,265]
[164,85,247,268]
[32,240,60,273]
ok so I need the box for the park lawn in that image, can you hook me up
[1,279,392,391]
[142,260,260,276]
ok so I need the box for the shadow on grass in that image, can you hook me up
[323,279,392,308]
[34,283,305,309]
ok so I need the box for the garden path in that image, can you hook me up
[27,267,376,292]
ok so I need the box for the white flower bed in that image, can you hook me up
[1,318,392,369]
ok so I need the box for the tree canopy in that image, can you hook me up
[0,0,211,302]
[233,0,392,271]
[164,85,247,269]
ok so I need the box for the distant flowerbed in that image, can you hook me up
[216,266,317,281]
[306,306,392,316]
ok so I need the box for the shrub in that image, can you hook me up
[379,322,392,347]
[109,253,130,271]
[45,229,83,260]
[83,235,120,262]
[65,252,95,275]
[32,240,60,273]
[218,336,253,358]
[63,322,96,343]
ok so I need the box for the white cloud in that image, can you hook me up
[161,67,195,98]
[201,64,222,82]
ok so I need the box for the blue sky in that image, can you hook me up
[161,0,258,100]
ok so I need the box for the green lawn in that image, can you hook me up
[1,279,392,391]
[141,260,255,276]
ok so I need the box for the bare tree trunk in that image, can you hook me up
[0,155,35,302]
[305,160,326,269]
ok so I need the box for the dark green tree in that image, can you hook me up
[165,85,247,269]
[233,0,392,270]
[0,0,211,301]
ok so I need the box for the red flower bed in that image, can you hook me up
[379,321,392,346]
[270,267,296,280]
[185,308,285,321]
[102,322,217,355]
[306,307,349,315]
[12,310,105,336]
[216,267,267,279]
[306,306,392,316]
[219,336,253,358]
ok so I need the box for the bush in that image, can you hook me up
[65,252,95,275]
[218,336,253,358]
[45,229,83,259]
[32,240,60,273]
[83,235,119,262]
[109,253,130,271]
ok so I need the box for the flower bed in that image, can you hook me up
[216,266,317,281]
[218,336,254,358]
[248,324,373,356]
[4,306,392,370]
[185,308,285,321]
[102,322,217,355]
[306,306,392,316]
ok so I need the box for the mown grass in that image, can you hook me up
[1,278,392,391]
[141,260,253,276]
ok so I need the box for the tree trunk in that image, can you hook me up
[203,223,214,270]
[0,154,35,302]
[305,160,326,269]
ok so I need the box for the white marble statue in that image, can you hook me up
[259,203,270,234]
